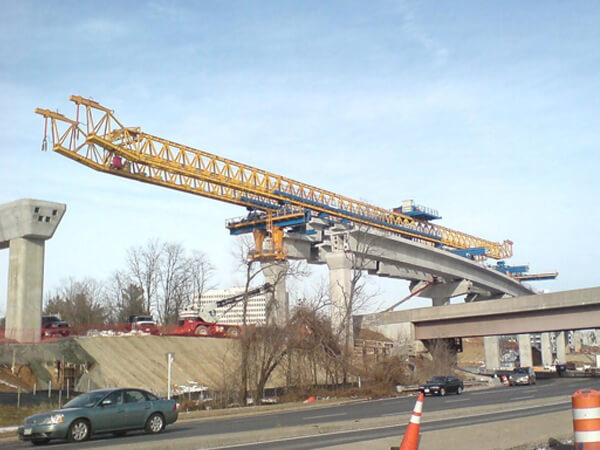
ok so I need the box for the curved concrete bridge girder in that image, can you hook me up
[339,227,534,300]
[1,199,66,343]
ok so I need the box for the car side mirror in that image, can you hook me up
[100,399,113,406]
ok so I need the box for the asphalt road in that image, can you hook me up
[2,377,598,449]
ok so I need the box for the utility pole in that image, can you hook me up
[166,352,175,400]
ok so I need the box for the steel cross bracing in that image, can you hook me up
[35,95,513,259]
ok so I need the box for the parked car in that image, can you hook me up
[17,388,178,445]
[509,367,536,385]
[125,315,159,335]
[41,315,71,338]
[419,376,464,396]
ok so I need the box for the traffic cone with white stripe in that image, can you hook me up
[572,389,600,449]
[392,392,424,450]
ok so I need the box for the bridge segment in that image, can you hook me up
[284,220,535,340]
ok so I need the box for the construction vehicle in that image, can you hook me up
[34,96,517,263]
[124,315,160,335]
[41,314,71,339]
[174,283,272,338]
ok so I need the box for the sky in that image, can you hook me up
[1,1,599,317]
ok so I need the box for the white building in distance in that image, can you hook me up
[198,287,267,326]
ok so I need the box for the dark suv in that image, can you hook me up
[41,315,71,338]
[419,376,464,396]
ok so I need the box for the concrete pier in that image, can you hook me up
[484,335,500,370]
[326,251,353,344]
[261,260,289,327]
[541,332,553,366]
[518,333,533,367]
[1,199,66,343]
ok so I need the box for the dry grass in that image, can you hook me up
[0,403,57,428]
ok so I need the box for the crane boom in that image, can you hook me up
[35,96,513,259]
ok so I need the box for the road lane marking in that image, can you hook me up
[444,399,470,403]
[208,399,572,449]
[511,395,535,400]
[381,411,411,417]
[471,391,495,395]
[302,412,347,420]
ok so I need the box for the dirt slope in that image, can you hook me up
[75,336,238,395]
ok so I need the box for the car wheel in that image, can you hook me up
[67,419,90,442]
[195,325,209,336]
[145,413,164,434]
[226,327,240,338]
[31,438,50,445]
[440,388,446,396]
[457,386,463,395]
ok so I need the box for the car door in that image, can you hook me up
[93,390,127,432]
[123,389,151,429]
[447,377,458,393]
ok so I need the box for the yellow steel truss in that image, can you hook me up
[35,96,513,259]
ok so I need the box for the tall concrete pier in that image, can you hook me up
[1,199,66,343]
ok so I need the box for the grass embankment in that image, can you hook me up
[0,403,57,429]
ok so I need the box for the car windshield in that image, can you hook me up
[63,391,109,408]
[429,377,446,383]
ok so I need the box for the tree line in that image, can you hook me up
[43,238,214,326]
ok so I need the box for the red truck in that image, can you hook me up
[174,284,271,338]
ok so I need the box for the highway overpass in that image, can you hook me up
[356,286,600,369]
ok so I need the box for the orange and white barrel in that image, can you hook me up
[572,389,600,449]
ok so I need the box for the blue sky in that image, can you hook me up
[1,1,599,316]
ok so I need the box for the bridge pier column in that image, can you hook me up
[484,336,501,370]
[261,260,289,327]
[573,331,583,352]
[541,332,553,366]
[326,251,353,345]
[517,334,533,367]
[1,199,66,343]
[555,331,567,364]
[6,238,45,343]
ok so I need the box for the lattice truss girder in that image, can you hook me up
[35,96,513,259]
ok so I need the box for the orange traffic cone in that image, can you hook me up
[502,375,510,387]
[393,392,424,450]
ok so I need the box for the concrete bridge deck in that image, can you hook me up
[357,286,600,340]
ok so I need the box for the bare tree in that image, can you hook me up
[127,239,164,316]
[44,277,110,328]
[158,243,190,324]
[233,236,308,404]
[328,225,382,384]
[186,250,215,303]
[124,239,215,324]
[105,270,147,323]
